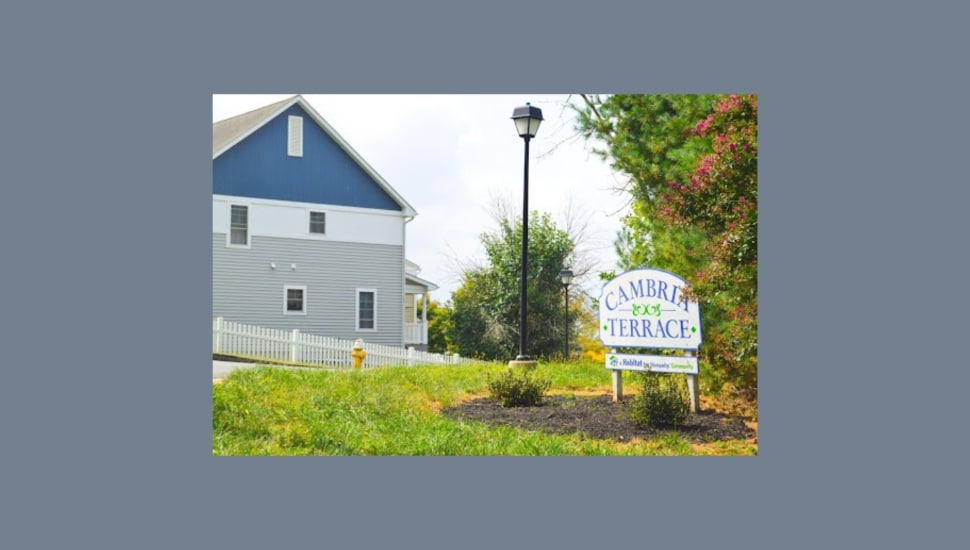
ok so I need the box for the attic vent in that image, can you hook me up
[288,116,303,157]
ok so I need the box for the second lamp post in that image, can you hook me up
[510,102,543,366]
[559,268,573,359]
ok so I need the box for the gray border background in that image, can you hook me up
[3,1,967,548]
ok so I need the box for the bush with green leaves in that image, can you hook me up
[630,372,690,429]
[487,368,551,407]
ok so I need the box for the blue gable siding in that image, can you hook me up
[213,105,402,211]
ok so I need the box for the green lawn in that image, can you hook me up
[212,362,756,456]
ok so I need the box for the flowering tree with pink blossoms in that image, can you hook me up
[575,94,758,398]
[659,95,758,395]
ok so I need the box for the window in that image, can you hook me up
[309,211,326,234]
[357,289,376,330]
[284,286,306,315]
[288,115,303,157]
[230,205,248,245]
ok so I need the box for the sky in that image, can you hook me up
[212,94,631,302]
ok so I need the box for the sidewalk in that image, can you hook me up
[213,360,258,381]
[213,359,317,381]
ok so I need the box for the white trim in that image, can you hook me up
[227,203,251,248]
[356,288,378,332]
[213,194,408,219]
[292,97,417,216]
[213,194,404,247]
[405,272,439,292]
[287,115,303,157]
[283,285,308,315]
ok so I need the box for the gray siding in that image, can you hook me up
[213,233,404,346]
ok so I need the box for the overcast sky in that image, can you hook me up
[212,94,631,301]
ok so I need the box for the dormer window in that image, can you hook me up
[288,116,303,157]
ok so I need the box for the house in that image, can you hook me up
[405,260,438,347]
[212,95,437,348]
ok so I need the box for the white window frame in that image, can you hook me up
[288,115,303,157]
[228,203,250,248]
[356,288,377,331]
[284,285,307,315]
[309,210,326,236]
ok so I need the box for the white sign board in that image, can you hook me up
[606,353,699,375]
[598,268,702,349]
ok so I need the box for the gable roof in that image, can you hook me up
[405,271,439,292]
[213,95,417,217]
[405,260,439,291]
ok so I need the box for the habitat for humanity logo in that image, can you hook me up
[607,355,647,368]
[605,353,699,374]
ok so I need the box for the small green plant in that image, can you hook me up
[487,368,551,407]
[629,372,690,429]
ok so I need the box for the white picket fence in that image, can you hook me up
[212,317,480,369]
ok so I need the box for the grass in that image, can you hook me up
[212,362,756,456]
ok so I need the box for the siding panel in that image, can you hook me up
[213,104,401,211]
[213,233,404,346]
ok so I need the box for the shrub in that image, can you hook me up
[629,372,690,429]
[487,368,551,407]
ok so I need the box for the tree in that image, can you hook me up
[658,95,758,395]
[575,94,721,201]
[572,294,609,364]
[448,211,576,361]
[422,299,453,354]
[574,94,723,278]
[574,94,757,398]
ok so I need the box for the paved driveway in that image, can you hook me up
[213,360,258,379]
[213,360,315,380]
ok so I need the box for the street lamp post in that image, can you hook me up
[510,102,543,366]
[559,269,573,360]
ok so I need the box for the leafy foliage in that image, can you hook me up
[657,95,758,395]
[423,299,452,354]
[575,94,722,279]
[575,94,721,201]
[572,296,609,364]
[487,367,552,407]
[448,211,575,361]
[574,94,758,398]
[629,372,690,429]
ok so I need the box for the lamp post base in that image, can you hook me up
[508,357,537,370]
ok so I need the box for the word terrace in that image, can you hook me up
[599,273,700,347]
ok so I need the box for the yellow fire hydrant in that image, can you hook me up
[351,339,366,369]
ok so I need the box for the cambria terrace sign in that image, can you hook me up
[598,268,702,350]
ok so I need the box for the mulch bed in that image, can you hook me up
[440,393,756,444]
